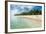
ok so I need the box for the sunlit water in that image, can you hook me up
[10,15,41,29]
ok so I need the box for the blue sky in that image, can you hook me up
[10,4,42,15]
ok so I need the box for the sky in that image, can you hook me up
[10,4,42,15]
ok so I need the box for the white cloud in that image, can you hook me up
[10,5,34,15]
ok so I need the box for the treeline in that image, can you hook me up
[15,9,42,16]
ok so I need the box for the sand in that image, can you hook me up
[16,15,42,26]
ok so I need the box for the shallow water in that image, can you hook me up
[10,15,41,29]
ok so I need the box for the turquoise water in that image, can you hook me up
[10,16,41,29]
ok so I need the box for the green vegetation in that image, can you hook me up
[14,9,42,16]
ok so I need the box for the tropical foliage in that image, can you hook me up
[15,9,42,16]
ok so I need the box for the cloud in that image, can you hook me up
[10,5,34,15]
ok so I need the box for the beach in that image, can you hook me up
[11,15,42,29]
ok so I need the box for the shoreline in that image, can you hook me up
[15,15,42,25]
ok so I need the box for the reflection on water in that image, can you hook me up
[10,15,41,29]
[10,16,30,29]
